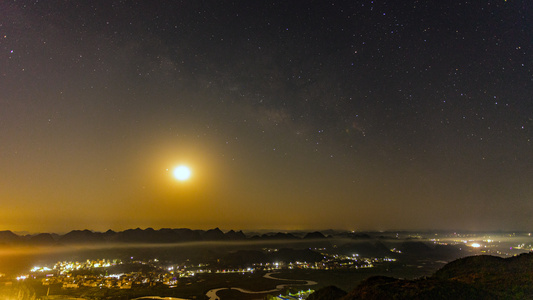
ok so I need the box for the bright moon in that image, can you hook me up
[173,165,191,181]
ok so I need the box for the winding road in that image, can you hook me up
[205,272,317,300]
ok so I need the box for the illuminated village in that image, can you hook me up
[19,252,395,290]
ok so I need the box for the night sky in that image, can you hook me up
[1,1,532,233]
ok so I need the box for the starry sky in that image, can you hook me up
[1,0,532,233]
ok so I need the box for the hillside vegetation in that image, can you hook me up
[310,252,533,300]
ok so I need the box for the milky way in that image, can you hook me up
[1,1,532,232]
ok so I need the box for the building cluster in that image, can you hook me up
[28,259,178,290]
[32,259,118,275]
[40,271,178,289]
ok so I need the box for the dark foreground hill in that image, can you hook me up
[310,252,533,300]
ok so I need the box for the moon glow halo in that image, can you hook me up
[173,165,192,181]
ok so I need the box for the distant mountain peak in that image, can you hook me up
[0,227,338,245]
